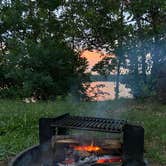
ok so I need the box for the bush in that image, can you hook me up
[0,40,88,100]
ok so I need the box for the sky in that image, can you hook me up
[81,50,106,73]
[81,50,132,101]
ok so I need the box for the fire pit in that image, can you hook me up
[51,135,123,165]
[10,114,146,166]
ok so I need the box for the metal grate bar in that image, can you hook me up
[50,114,127,133]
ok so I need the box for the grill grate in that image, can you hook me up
[51,114,127,133]
[39,114,145,166]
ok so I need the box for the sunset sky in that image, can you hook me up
[81,50,132,101]
[81,50,106,72]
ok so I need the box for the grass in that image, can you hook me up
[0,98,166,165]
[123,101,166,164]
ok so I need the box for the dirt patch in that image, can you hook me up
[0,160,8,166]
[149,161,164,166]
[0,157,13,166]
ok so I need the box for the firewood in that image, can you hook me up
[102,139,122,149]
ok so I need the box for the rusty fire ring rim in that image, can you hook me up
[9,144,39,166]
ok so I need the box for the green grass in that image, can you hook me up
[123,101,166,164]
[0,98,166,165]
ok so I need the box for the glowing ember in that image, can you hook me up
[64,158,75,164]
[73,145,101,152]
[97,156,122,163]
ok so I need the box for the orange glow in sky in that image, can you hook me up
[81,50,104,71]
[81,50,132,101]
[82,50,128,74]
[81,50,114,73]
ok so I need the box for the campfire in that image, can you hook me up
[10,114,146,166]
[97,156,122,164]
[52,135,123,166]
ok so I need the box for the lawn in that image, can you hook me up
[0,98,166,165]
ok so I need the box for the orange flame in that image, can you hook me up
[73,145,101,152]
[97,157,122,163]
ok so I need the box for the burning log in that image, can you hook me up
[97,156,122,164]
[57,155,122,166]
[50,135,123,166]
[51,135,79,148]
[102,139,122,149]
[73,145,101,152]
[11,114,146,166]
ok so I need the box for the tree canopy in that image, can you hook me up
[0,0,166,100]
[0,0,89,100]
[62,0,166,99]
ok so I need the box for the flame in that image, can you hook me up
[97,157,122,163]
[73,145,101,152]
[73,140,101,152]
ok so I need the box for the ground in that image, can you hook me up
[0,98,166,165]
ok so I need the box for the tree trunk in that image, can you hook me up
[115,58,121,99]
[115,1,124,100]
[142,53,146,83]
[136,14,147,83]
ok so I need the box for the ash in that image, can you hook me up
[55,147,120,166]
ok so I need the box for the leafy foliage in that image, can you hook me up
[92,56,117,79]
[0,0,89,100]
[62,0,166,99]
[0,0,166,100]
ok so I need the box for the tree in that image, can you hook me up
[0,0,89,100]
[1,0,165,100]
[92,56,117,80]
[62,0,131,99]
[124,0,166,98]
